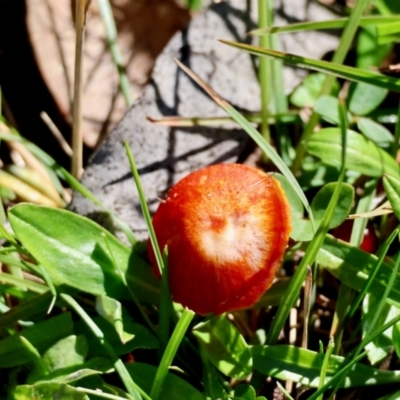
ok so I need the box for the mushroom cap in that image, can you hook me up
[148,163,292,315]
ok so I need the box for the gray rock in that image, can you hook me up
[70,0,338,242]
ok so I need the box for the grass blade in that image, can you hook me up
[249,16,400,36]
[218,40,400,94]
[174,58,314,229]
[61,293,149,400]
[96,0,132,107]
[150,308,195,400]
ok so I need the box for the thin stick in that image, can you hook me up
[40,111,73,157]
[72,0,89,179]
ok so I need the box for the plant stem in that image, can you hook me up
[72,0,89,179]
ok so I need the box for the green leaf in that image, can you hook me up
[252,344,400,388]
[13,382,89,400]
[290,74,339,108]
[383,174,400,220]
[349,82,388,115]
[315,96,341,125]
[126,362,207,400]
[44,335,88,370]
[234,384,257,400]
[312,182,354,230]
[357,118,393,148]
[0,312,73,368]
[78,315,158,357]
[8,204,160,303]
[37,358,111,385]
[193,314,252,379]
[28,335,111,385]
[362,295,400,365]
[95,295,133,344]
[317,235,400,307]
[307,128,400,179]
[357,26,392,69]
[274,177,353,242]
[201,354,229,400]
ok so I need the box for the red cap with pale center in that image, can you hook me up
[148,163,292,315]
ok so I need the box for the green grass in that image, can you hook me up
[1,1,400,399]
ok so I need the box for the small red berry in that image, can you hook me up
[148,164,292,315]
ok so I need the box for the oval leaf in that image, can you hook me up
[357,118,393,148]
[307,128,400,179]
[312,182,354,229]
[315,96,341,125]
[8,204,160,303]
[252,344,400,388]
[349,82,388,116]
[13,383,89,400]
[317,235,400,307]
[193,315,252,379]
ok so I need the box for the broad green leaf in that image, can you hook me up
[126,362,207,400]
[35,357,112,385]
[252,344,400,387]
[219,40,400,93]
[383,174,400,221]
[8,204,160,303]
[44,335,88,370]
[317,235,400,307]
[362,295,400,365]
[349,82,388,115]
[78,315,158,357]
[25,335,88,384]
[95,295,133,343]
[315,96,341,125]
[13,382,89,400]
[311,182,354,230]
[357,118,393,148]
[290,74,339,108]
[0,312,73,368]
[193,315,252,379]
[307,128,400,179]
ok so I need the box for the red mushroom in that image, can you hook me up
[148,163,292,315]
